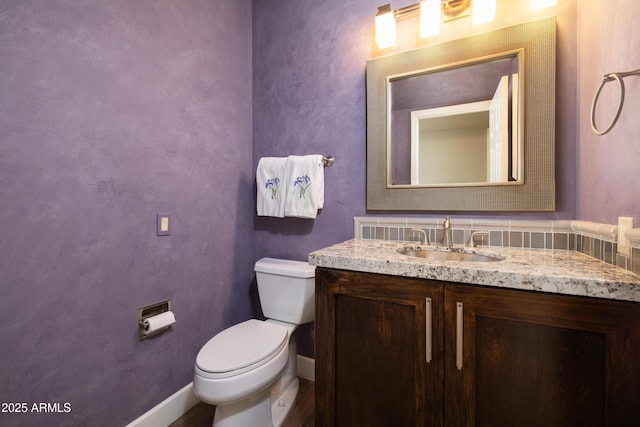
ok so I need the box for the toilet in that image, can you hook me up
[193,257,315,427]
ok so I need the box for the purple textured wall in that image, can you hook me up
[0,1,253,425]
[577,0,640,224]
[252,0,371,263]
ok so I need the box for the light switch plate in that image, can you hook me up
[617,216,633,256]
[156,213,171,236]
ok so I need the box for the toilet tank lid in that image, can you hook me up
[254,257,315,278]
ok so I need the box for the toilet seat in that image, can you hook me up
[195,319,288,379]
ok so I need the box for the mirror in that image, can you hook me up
[389,52,522,186]
[367,16,556,211]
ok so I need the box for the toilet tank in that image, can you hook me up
[254,257,315,325]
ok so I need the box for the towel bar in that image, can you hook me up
[322,155,334,167]
[590,68,640,135]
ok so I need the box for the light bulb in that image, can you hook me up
[472,0,496,25]
[420,0,440,38]
[375,4,396,49]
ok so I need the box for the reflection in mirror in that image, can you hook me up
[389,52,522,186]
[413,101,492,184]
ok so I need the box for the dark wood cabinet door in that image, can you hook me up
[444,284,640,427]
[316,268,444,427]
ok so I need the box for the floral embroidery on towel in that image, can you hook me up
[294,175,311,199]
[265,177,281,200]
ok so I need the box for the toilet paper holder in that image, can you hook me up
[138,299,173,341]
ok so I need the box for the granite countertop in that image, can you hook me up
[309,239,640,303]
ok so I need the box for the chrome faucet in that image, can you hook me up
[410,228,430,246]
[441,217,453,249]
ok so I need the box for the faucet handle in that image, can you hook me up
[410,228,430,246]
[467,230,489,248]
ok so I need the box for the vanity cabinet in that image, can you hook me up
[315,268,444,426]
[315,268,640,426]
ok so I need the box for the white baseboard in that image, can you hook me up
[125,382,199,427]
[126,357,315,427]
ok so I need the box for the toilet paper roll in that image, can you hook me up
[142,311,176,334]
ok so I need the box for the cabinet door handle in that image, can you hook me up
[425,297,432,363]
[456,302,463,370]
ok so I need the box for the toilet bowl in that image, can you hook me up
[193,258,315,427]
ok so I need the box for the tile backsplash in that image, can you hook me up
[354,217,639,275]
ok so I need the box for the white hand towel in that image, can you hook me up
[284,155,325,219]
[256,157,288,217]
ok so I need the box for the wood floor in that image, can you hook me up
[169,378,314,427]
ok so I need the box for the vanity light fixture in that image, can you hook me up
[472,0,496,25]
[373,0,564,48]
[531,0,558,10]
[375,0,500,49]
